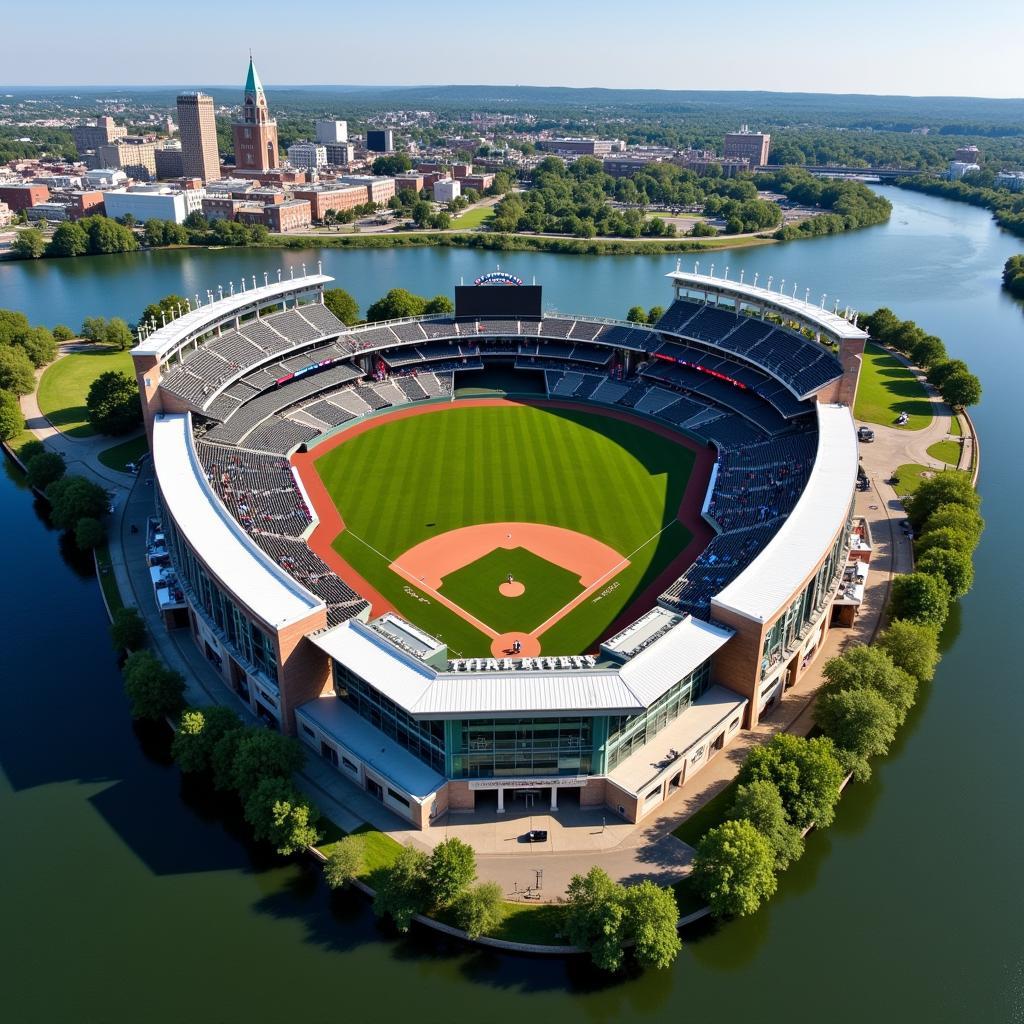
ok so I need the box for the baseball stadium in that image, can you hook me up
[134,265,867,827]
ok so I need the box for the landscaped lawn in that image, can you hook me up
[451,205,495,229]
[38,346,134,438]
[98,434,149,472]
[670,778,738,847]
[926,439,962,466]
[318,404,697,657]
[949,414,962,437]
[854,343,933,430]
[94,542,124,613]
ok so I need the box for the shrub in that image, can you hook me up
[693,819,777,918]
[452,881,505,940]
[24,449,65,490]
[45,474,109,530]
[0,389,24,441]
[52,324,75,342]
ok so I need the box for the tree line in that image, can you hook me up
[1002,255,1024,298]
[759,167,893,239]
[896,174,1024,240]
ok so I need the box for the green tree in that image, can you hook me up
[737,733,845,831]
[909,334,946,369]
[324,836,365,890]
[12,228,46,259]
[0,389,24,441]
[80,316,109,343]
[45,474,109,530]
[940,370,982,409]
[371,154,413,175]
[647,306,665,325]
[626,305,648,323]
[452,881,505,940]
[821,645,918,723]
[427,837,477,907]
[0,346,36,395]
[906,472,980,532]
[920,503,984,547]
[322,288,359,325]
[917,546,975,598]
[52,324,75,342]
[171,706,244,775]
[622,880,683,969]
[17,326,58,367]
[927,358,970,390]
[564,867,628,972]
[365,288,426,322]
[0,309,31,345]
[729,780,804,870]
[914,526,972,559]
[24,449,65,490]
[372,844,431,932]
[423,294,454,315]
[243,776,321,855]
[74,515,105,550]
[46,221,89,258]
[890,571,951,627]
[692,819,778,918]
[876,619,940,683]
[140,294,188,330]
[110,606,147,651]
[80,215,138,255]
[104,318,134,351]
[86,370,141,435]
[814,688,899,779]
[121,650,185,720]
[211,725,246,791]
[230,729,305,798]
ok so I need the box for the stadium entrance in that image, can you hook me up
[469,777,588,814]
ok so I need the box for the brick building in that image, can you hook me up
[293,185,368,220]
[0,183,49,212]
[232,57,280,173]
[263,198,311,232]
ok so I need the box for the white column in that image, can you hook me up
[497,787,505,814]
[550,787,558,811]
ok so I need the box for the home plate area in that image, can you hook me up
[388,523,629,658]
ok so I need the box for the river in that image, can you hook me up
[1,187,1022,1023]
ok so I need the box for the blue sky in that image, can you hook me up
[3,0,1022,97]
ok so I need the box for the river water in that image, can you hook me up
[2,188,1022,1023]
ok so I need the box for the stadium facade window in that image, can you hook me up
[605,659,713,772]
[448,717,596,779]
[162,510,279,682]
[333,664,446,774]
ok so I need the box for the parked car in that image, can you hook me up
[524,829,548,843]
[858,426,875,442]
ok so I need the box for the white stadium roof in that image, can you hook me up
[134,274,333,360]
[666,269,869,343]
[310,614,733,718]
[152,413,323,629]
[711,403,858,624]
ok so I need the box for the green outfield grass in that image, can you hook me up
[38,345,134,438]
[315,403,697,657]
[439,546,584,634]
[854,343,932,430]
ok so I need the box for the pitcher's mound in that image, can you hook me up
[491,632,541,658]
[499,580,526,597]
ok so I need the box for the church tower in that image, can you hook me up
[232,56,279,172]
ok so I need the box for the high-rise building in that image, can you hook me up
[366,129,394,153]
[315,119,348,145]
[97,138,158,181]
[324,142,355,167]
[287,142,327,170]
[232,56,279,173]
[72,116,127,157]
[177,92,222,182]
[723,126,771,167]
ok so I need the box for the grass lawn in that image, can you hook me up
[98,434,149,472]
[671,778,738,847]
[949,414,962,437]
[926,439,962,466]
[94,542,124,613]
[451,205,495,229]
[440,547,583,634]
[5,429,37,455]
[854,343,933,431]
[892,463,967,499]
[317,403,696,657]
[38,346,134,438]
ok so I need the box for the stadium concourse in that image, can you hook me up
[134,265,869,831]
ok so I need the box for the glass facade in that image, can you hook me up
[334,664,446,775]
[760,513,851,679]
[605,660,712,772]
[164,512,278,680]
[448,717,598,779]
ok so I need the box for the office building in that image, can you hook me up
[97,138,158,181]
[82,168,128,189]
[338,175,396,205]
[72,116,126,157]
[0,183,49,212]
[433,178,461,203]
[264,198,311,232]
[292,184,368,220]
[232,56,279,173]
[176,92,221,182]
[537,137,621,156]
[366,129,394,153]
[155,143,185,180]
[315,119,348,145]
[287,142,328,170]
[723,127,771,167]
[324,142,355,167]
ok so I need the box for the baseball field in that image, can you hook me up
[297,400,710,658]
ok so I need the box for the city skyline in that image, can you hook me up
[2,0,1023,98]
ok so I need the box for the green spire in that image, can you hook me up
[244,55,263,99]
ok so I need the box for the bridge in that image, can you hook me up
[757,164,920,180]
